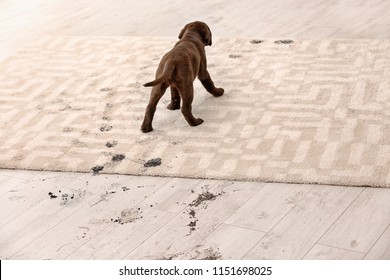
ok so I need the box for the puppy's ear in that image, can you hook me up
[202,25,212,46]
[178,24,189,39]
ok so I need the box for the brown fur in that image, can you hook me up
[141,21,224,133]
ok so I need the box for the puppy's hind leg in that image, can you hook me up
[167,86,181,110]
[141,83,169,133]
[177,84,204,127]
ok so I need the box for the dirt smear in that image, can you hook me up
[189,246,222,260]
[199,247,222,260]
[189,191,221,207]
[111,208,143,225]
[161,252,185,260]
[48,190,85,205]
[90,190,116,207]
[185,190,224,234]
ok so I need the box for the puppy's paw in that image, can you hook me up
[191,118,204,126]
[141,124,153,133]
[212,87,224,97]
[167,103,181,110]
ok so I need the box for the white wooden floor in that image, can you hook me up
[1,169,390,260]
[1,0,390,259]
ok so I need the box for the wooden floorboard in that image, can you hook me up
[0,171,81,227]
[183,224,266,260]
[303,244,365,260]
[0,170,42,195]
[319,188,390,253]
[225,183,312,232]
[0,182,97,258]
[364,225,390,260]
[242,185,363,260]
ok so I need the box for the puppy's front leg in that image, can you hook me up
[198,68,224,97]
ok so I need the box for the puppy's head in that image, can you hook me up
[178,21,212,46]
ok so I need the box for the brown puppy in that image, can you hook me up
[141,21,224,133]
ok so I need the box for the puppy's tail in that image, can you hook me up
[143,62,175,87]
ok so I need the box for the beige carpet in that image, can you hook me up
[0,37,389,187]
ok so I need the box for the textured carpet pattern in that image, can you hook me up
[0,37,389,187]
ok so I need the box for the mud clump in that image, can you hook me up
[48,192,57,199]
[112,154,125,162]
[187,208,198,233]
[100,124,112,132]
[274,39,294,44]
[188,221,197,227]
[144,158,162,167]
[188,220,197,232]
[189,209,196,218]
[250,39,264,44]
[106,140,118,148]
[92,165,104,175]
